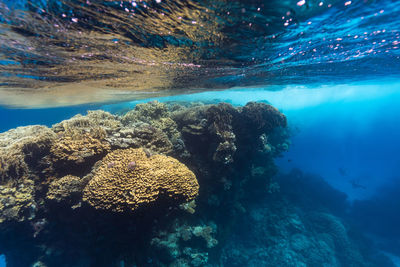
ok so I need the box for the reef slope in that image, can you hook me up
[0,101,392,266]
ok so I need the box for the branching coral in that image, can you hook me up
[52,110,121,134]
[205,103,238,164]
[121,101,169,124]
[83,148,199,212]
[171,103,239,164]
[151,221,217,266]
[192,225,218,248]
[115,123,174,154]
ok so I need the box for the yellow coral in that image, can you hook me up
[51,132,111,164]
[0,180,35,223]
[83,148,199,212]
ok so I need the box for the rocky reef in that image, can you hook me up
[0,101,393,266]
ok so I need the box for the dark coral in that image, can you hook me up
[46,175,84,205]
[239,102,287,134]
[0,101,392,267]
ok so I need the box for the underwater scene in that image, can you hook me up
[0,0,400,266]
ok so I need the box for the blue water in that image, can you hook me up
[0,105,101,133]
[100,79,400,201]
[2,79,400,266]
[1,0,400,266]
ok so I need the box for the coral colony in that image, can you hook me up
[0,101,392,266]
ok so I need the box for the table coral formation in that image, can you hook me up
[83,148,199,212]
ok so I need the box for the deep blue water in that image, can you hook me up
[1,0,400,266]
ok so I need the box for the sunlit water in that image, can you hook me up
[109,79,400,201]
[1,0,400,266]
[1,78,400,266]
[1,79,399,201]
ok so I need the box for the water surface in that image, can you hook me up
[0,0,399,107]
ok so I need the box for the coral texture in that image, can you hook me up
[0,126,56,182]
[46,175,84,204]
[240,102,287,134]
[83,148,199,212]
[50,132,111,175]
[0,101,388,267]
[151,221,217,266]
[121,101,186,156]
[0,180,35,223]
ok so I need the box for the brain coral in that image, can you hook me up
[83,148,199,212]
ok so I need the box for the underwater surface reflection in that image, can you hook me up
[0,0,399,107]
[0,0,400,266]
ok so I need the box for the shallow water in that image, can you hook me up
[0,0,400,266]
[0,0,399,107]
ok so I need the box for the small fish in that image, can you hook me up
[350,179,367,190]
[287,159,292,162]
[338,167,347,176]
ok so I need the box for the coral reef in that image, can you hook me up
[46,175,84,204]
[221,199,391,267]
[0,179,35,223]
[83,148,199,212]
[50,132,111,176]
[0,125,56,182]
[150,221,217,266]
[0,101,393,267]
[122,101,186,157]
[239,102,287,134]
